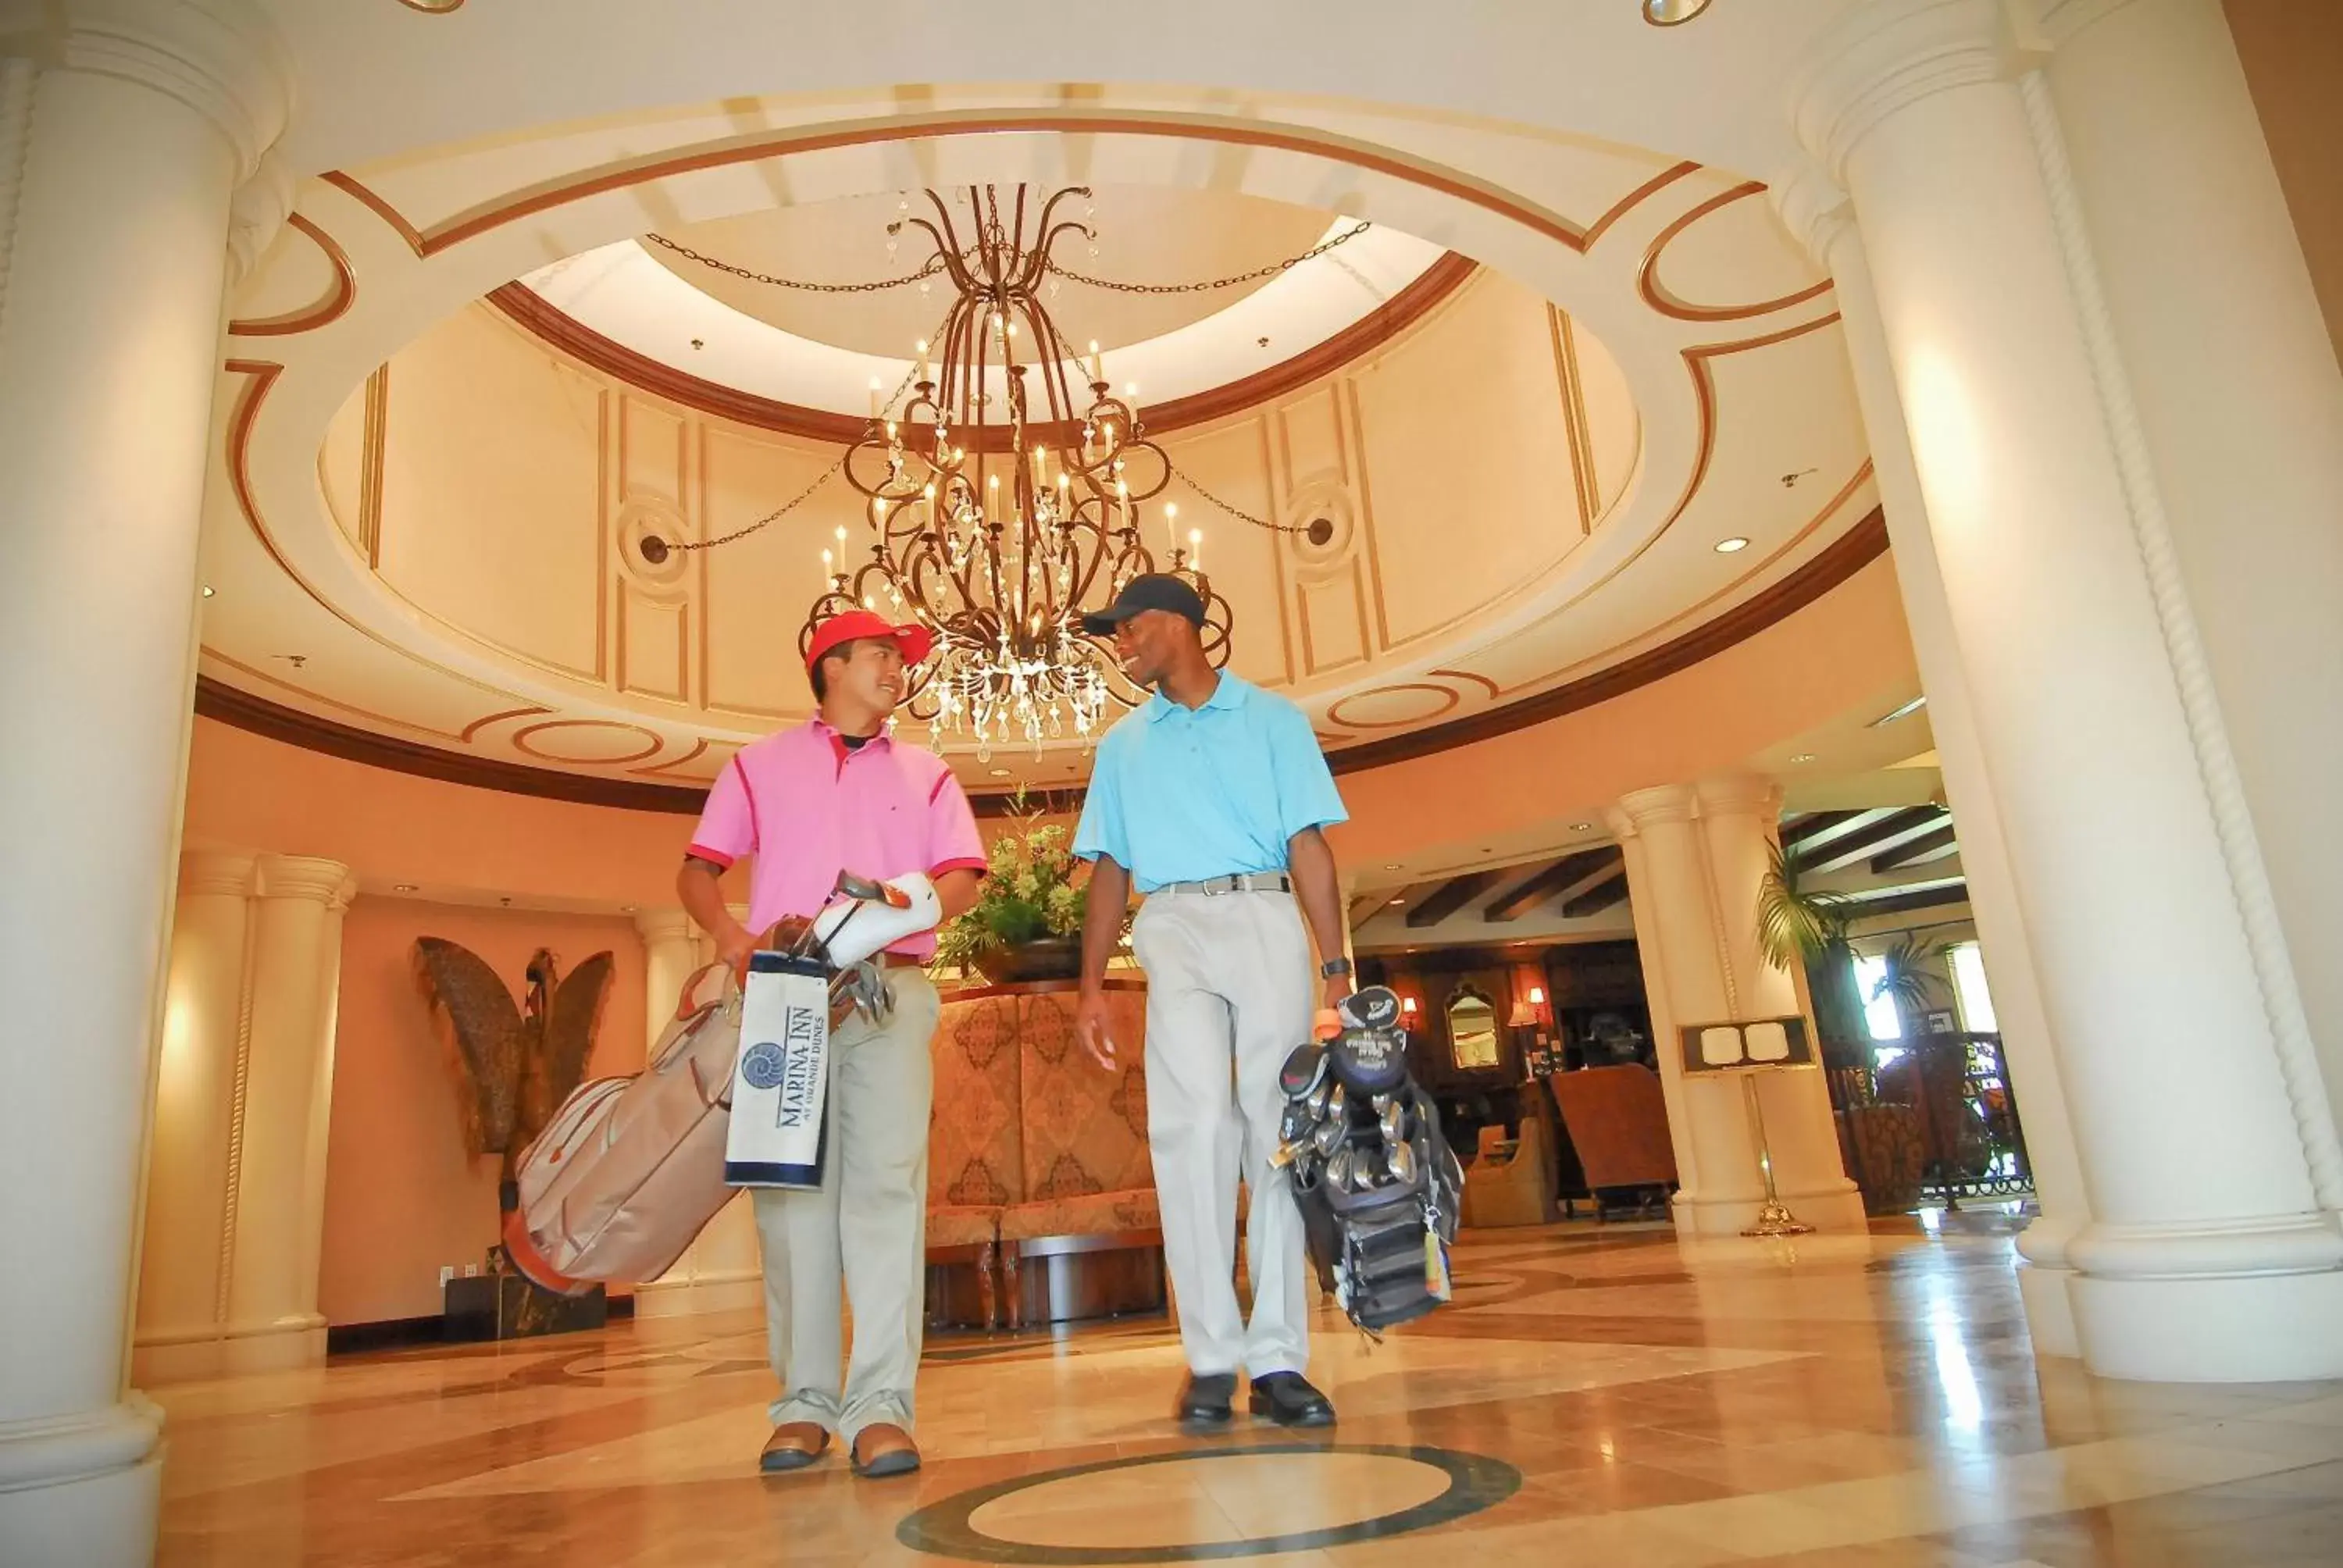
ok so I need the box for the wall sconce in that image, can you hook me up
[1400,996,1419,1018]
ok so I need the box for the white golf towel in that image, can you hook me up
[725,950,833,1189]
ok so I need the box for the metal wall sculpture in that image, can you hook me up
[410,940,615,1198]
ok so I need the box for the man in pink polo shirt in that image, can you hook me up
[677,609,986,1481]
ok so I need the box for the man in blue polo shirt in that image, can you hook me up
[1072,574,1353,1432]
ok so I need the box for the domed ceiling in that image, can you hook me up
[200,87,1883,810]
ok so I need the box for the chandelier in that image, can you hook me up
[801,187,1233,757]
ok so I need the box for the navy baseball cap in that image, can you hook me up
[1080,572,1205,636]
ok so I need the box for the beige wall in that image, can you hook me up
[320,896,647,1326]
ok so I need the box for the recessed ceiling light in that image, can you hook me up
[200,584,216,598]
[1789,753,1817,764]
[988,767,1011,778]
[1714,536,1750,554]
[1383,862,1401,871]
[1389,898,1406,906]
[618,904,636,914]
[392,883,417,893]
[1869,696,1929,728]
[1642,0,1712,24]
[1569,821,1592,832]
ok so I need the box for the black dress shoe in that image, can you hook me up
[1177,1372,1238,1431]
[1249,1372,1336,1427]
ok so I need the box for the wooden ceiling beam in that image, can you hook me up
[1871,823,1958,874]
[1482,846,1621,922]
[1404,871,1504,928]
[1779,808,1867,851]
[1560,871,1630,919]
[1843,881,1969,919]
[1799,806,1946,871]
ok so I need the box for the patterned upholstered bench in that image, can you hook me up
[927,978,1164,1331]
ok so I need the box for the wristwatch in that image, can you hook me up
[1319,957,1354,980]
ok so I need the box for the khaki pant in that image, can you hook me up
[1130,891,1315,1379]
[751,968,940,1441]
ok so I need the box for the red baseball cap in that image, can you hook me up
[804,608,933,672]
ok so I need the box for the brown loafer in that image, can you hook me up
[849,1423,922,1479]
[758,1421,830,1474]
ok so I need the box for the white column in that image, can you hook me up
[131,853,259,1382]
[1771,166,2097,1358]
[1608,779,1868,1238]
[0,4,291,1559]
[2028,0,2343,1161]
[632,910,761,1316]
[1791,0,2343,1381]
[223,857,354,1370]
[132,855,352,1382]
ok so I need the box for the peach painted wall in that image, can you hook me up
[1332,556,1920,868]
[183,555,1916,900]
[187,552,1917,1324]
[319,896,647,1325]
[184,716,741,909]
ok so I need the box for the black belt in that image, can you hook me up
[1155,874,1293,896]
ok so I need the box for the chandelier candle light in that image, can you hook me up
[806,187,1233,757]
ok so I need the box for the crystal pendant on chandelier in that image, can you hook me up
[802,186,1233,758]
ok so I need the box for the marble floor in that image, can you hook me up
[152,1211,2343,1566]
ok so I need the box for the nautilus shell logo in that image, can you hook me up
[741,1041,788,1092]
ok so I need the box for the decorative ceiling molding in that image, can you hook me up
[318,113,1697,262]
[1636,180,1835,323]
[226,213,357,337]
[487,251,1478,446]
[1329,505,1889,772]
[194,505,1892,814]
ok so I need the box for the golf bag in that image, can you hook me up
[1275,985,1464,1332]
[501,871,939,1295]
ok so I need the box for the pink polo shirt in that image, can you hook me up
[686,719,986,960]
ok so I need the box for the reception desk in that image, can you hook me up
[924,976,1166,1329]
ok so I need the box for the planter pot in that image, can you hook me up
[974,937,1085,985]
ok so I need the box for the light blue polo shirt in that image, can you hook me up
[1073,673,1347,893]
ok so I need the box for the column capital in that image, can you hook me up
[178,848,257,899]
[1788,0,2034,184]
[1609,783,1697,837]
[1,0,293,181]
[251,853,352,907]
[1694,775,1784,821]
[634,907,697,945]
[1766,154,1857,271]
[2017,0,2147,50]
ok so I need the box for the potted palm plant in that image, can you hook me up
[1867,932,1949,1040]
[933,816,1092,984]
[1753,839,1871,1071]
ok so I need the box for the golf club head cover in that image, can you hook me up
[810,871,942,970]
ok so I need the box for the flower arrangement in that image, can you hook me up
[933,816,1090,979]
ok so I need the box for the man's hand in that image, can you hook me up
[713,920,759,978]
[1321,972,1357,1017]
[1075,988,1118,1071]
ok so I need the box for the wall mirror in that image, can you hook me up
[1448,987,1500,1071]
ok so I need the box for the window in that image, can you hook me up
[1949,942,1999,1033]
[1852,953,1903,1042]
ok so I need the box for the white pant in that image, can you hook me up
[750,969,939,1441]
[1131,890,1315,1379]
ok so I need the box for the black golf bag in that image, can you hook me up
[1275,985,1465,1332]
